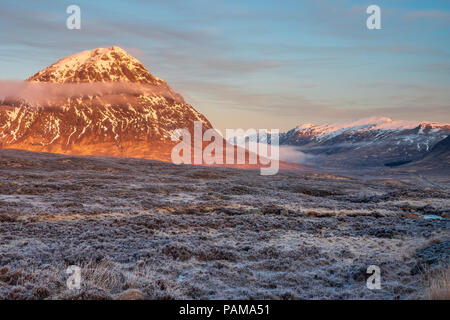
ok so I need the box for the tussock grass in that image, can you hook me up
[424,264,450,300]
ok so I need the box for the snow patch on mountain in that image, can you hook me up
[28,46,165,85]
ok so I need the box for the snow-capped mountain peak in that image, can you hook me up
[27,46,165,85]
[276,117,450,168]
[291,117,449,142]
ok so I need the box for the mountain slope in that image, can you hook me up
[0,46,212,161]
[402,135,450,171]
[249,117,449,168]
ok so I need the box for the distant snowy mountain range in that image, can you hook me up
[229,117,450,168]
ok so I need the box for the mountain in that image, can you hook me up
[247,117,449,168]
[402,135,450,172]
[0,46,212,161]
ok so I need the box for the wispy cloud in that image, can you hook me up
[0,81,184,106]
[404,10,450,22]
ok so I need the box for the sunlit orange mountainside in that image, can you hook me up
[0,46,213,161]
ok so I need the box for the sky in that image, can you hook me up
[0,0,449,132]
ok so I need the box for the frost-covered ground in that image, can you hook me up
[0,149,448,300]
